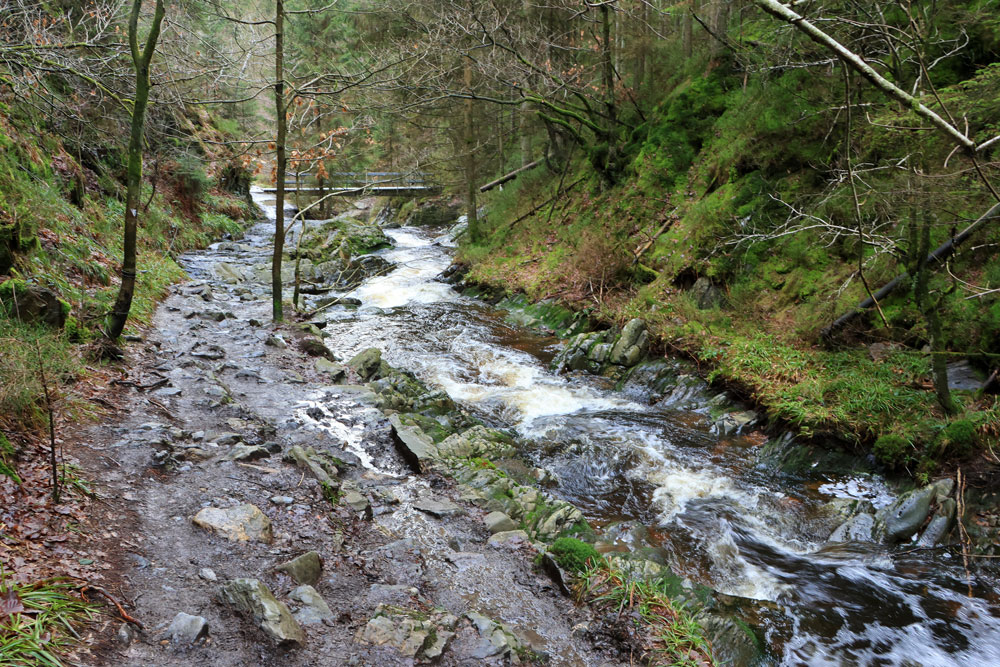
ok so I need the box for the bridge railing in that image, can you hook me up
[282,171,430,189]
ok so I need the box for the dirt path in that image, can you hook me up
[71,230,627,666]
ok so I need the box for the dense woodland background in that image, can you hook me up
[2,0,999,493]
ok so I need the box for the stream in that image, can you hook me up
[216,190,1000,665]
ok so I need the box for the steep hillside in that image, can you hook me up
[460,62,1000,481]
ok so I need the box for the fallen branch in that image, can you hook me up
[822,201,1000,339]
[78,584,144,629]
[632,209,678,260]
[479,160,541,192]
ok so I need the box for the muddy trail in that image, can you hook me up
[75,205,623,666]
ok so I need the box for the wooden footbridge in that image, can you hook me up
[261,172,441,197]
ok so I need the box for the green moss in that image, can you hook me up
[873,434,911,468]
[938,419,978,457]
[548,537,603,573]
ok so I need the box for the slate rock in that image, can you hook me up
[484,511,516,534]
[413,499,463,518]
[218,578,305,646]
[347,347,383,380]
[289,585,334,625]
[193,504,273,543]
[276,551,323,586]
[165,612,209,645]
[883,485,936,543]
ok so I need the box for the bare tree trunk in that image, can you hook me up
[272,0,286,322]
[464,52,480,242]
[711,0,730,58]
[683,0,695,59]
[106,0,166,340]
[520,99,532,168]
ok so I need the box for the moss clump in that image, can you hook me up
[549,537,602,574]
[873,434,910,468]
[939,419,978,457]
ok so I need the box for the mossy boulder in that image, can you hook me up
[0,280,68,328]
[548,537,602,573]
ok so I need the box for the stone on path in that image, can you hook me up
[223,444,270,462]
[289,585,334,625]
[192,504,273,543]
[347,347,382,380]
[165,612,209,646]
[275,551,323,586]
[219,578,305,646]
[484,511,516,534]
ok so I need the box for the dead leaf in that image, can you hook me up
[0,587,24,619]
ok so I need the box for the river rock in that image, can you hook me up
[932,478,955,502]
[165,612,209,645]
[488,530,530,546]
[214,262,247,284]
[609,319,648,367]
[218,578,305,646]
[342,488,372,518]
[264,334,287,349]
[289,585,334,625]
[882,485,936,543]
[348,347,382,380]
[484,511,516,534]
[276,551,323,585]
[298,337,336,360]
[192,504,273,543]
[916,514,953,547]
[829,512,877,543]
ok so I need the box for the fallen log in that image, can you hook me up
[479,160,540,192]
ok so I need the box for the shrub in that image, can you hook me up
[549,537,602,574]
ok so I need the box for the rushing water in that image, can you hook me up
[241,190,1000,665]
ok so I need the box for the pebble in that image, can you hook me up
[199,568,218,582]
[271,495,294,505]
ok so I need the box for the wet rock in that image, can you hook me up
[0,281,67,328]
[829,513,877,543]
[347,347,382,380]
[882,485,936,543]
[192,504,273,543]
[190,342,226,360]
[276,551,323,586]
[289,585,334,625]
[946,360,984,391]
[484,511,516,534]
[165,612,209,646]
[715,410,758,436]
[464,611,521,659]
[413,498,463,518]
[283,445,339,486]
[223,444,270,462]
[298,337,336,360]
[917,514,954,547]
[932,478,955,502]
[315,357,346,381]
[218,578,305,646]
[214,262,247,284]
[213,433,242,446]
[342,488,372,518]
[265,334,287,349]
[388,414,435,472]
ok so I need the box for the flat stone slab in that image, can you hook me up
[413,498,463,517]
[192,504,273,543]
[484,511,516,535]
